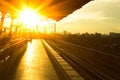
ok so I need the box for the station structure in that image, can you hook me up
[0,0,91,36]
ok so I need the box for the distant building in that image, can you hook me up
[63,30,67,35]
[74,33,80,35]
[109,32,120,37]
[95,32,102,36]
[63,31,71,35]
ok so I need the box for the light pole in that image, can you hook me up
[0,12,6,34]
[54,23,56,35]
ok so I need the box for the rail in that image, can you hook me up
[45,39,120,80]
[57,39,120,59]
[0,38,27,62]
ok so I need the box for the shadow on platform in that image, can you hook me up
[0,44,27,80]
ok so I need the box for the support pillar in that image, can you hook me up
[0,12,6,34]
[54,23,56,35]
[9,18,14,34]
[36,24,38,33]
[44,26,46,35]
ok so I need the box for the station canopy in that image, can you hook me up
[0,0,92,21]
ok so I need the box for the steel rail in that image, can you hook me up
[56,39,120,59]
[45,40,118,80]
[41,40,71,80]
[0,38,27,61]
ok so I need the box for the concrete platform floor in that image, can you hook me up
[13,39,59,80]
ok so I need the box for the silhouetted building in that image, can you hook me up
[109,32,120,37]
[63,31,67,35]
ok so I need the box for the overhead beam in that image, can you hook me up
[0,0,92,21]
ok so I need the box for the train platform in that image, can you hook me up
[0,39,84,80]
[13,39,59,80]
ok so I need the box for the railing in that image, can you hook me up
[0,38,27,62]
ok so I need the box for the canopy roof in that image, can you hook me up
[0,0,92,21]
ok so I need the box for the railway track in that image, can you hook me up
[0,38,27,62]
[42,40,85,80]
[0,39,27,80]
[44,39,120,80]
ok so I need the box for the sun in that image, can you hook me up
[18,8,41,28]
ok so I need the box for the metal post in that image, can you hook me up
[54,23,56,35]
[10,18,14,34]
[36,24,38,33]
[0,12,6,34]
[44,26,46,35]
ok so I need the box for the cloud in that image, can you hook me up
[96,0,120,2]
[73,11,110,21]
[116,26,120,31]
[58,0,120,33]
[60,8,110,22]
[60,0,120,22]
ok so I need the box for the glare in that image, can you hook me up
[18,8,40,28]
[3,13,11,28]
[25,42,34,63]
[0,12,2,18]
[3,18,11,28]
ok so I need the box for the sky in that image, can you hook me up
[56,0,120,34]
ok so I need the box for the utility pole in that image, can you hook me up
[44,26,46,35]
[9,17,14,35]
[54,23,56,35]
[36,24,38,33]
[0,12,6,34]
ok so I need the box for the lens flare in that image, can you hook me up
[18,8,42,28]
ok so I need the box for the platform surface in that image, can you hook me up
[13,39,59,80]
